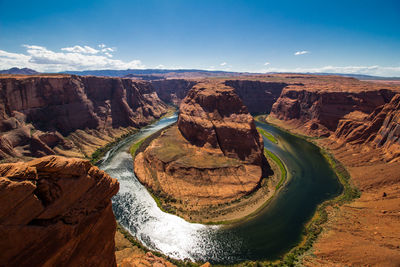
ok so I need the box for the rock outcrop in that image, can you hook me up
[177,82,266,165]
[134,82,271,214]
[0,75,168,161]
[335,93,400,161]
[270,76,398,137]
[0,155,119,267]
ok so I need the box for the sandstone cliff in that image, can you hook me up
[151,78,287,114]
[224,80,287,114]
[260,75,400,266]
[151,79,197,105]
[335,93,400,161]
[270,76,398,137]
[134,82,271,217]
[0,75,168,161]
[0,155,119,267]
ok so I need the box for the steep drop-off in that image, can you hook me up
[134,82,271,220]
[263,75,400,266]
[151,79,197,105]
[0,155,119,267]
[224,80,287,114]
[0,75,168,161]
[151,79,287,114]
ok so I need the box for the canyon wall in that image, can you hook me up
[0,155,119,267]
[151,79,287,114]
[224,80,287,114]
[0,75,168,161]
[270,77,398,138]
[151,79,197,105]
[264,75,400,266]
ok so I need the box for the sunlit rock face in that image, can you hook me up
[0,74,168,161]
[134,81,271,211]
[0,155,119,267]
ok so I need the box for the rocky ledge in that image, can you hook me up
[134,81,272,221]
[0,155,119,267]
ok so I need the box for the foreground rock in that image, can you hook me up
[134,82,271,220]
[0,156,119,267]
[0,74,168,161]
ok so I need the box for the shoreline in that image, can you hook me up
[90,106,176,165]
[130,124,289,225]
[116,113,358,266]
[255,114,361,266]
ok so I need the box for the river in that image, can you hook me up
[98,114,342,264]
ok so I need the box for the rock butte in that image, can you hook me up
[134,81,271,212]
[0,155,119,267]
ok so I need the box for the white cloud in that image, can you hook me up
[264,62,270,66]
[220,62,227,66]
[0,44,144,72]
[294,50,310,56]
[101,47,114,53]
[260,65,400,77]
[155,64,165,69]
[61,45,99,54]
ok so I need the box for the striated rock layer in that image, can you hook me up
[151,79,197,106]
[0,75,168,161]
[0,155,119,267]
[263,75,400,266]
[134,82,271,210]
[151,78,287,114]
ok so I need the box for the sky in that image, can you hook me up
[1,0,400,76]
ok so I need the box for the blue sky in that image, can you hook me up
[1,0,400,76]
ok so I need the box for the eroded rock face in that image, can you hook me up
[0,155,119,267]
[135,82,270,209]
[224,80,287,114]
[335,93,400,160]
[151,79,197,105]
[178,82,265,164]
[270,80,397,137]
[0,75,168,161]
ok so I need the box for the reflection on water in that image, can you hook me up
[99,115,342,264]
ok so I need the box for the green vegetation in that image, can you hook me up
[257,127,278,144]
[263,148,286,190]
[252,114,361,266]
[129,138,145,157]
[90,106,176,165]
[90,129,138,165]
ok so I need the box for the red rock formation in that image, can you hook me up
[0,155,119,267]
[178,82,265,165]
[335,93,400,160]
[151,79,197,105]
[270,77,397,136]
[134,82,271,213]
[0,75,168,161]
[224,80,287,114]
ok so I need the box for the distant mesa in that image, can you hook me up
[134,81,272,220]
[0,67,39,75]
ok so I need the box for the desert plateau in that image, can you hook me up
[1,1,400,266]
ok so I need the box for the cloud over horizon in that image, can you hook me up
[0,44,143,72]
[260,65,400,77]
